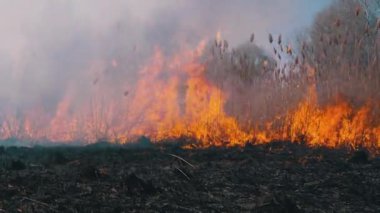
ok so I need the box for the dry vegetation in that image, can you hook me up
[200,0,380,151]
[0,0,379,151]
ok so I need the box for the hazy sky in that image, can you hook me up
[0,0,333,107]
[0,0,333,51]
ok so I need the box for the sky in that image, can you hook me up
[0,0,333,52]
[0,0,333,108]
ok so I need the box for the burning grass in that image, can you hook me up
[1,41,379,152]
[0,0,379,153]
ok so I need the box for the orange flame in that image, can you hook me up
[0,40,379,151]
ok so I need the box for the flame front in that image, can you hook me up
[0,39,379,151]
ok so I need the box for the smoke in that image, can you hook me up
[0,0,331,113]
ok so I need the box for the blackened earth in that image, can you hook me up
[0,140,379,212]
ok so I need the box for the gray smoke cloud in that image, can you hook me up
[0,0,332,110]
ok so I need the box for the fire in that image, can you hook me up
[285,97,378,148]
[117,42,253,146]
[0,39,379,151]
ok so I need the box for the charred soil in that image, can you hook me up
[0,141,379,212]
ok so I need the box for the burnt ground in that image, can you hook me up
[0,140,379,213]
